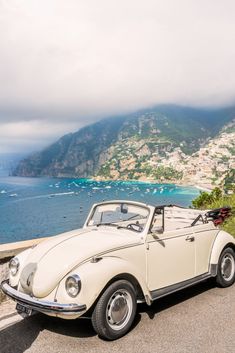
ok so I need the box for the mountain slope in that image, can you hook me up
[14,116,126,177]
[13,105,235,181]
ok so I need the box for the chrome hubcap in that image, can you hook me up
[106,289,132,330]
[221,253,235,281]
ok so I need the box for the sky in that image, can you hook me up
[1,0,235,154]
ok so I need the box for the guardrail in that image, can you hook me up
[0,237,48,302]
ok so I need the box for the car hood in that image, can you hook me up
[20,227,140,298]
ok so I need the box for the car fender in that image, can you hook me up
[9,248,33,287]
[210,230,235,269]
[56,256,151,311]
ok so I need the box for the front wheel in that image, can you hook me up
[216,247,235,287]
[91,280,137,340]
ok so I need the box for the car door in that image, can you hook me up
[193,222,219,276]
[146,227,196,292]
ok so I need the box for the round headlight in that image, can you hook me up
[9,257,20,276]
[65,274,81,297]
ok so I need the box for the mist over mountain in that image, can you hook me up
[0,153,25,177]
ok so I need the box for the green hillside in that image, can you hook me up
[13,105,235,178]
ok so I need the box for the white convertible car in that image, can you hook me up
[1,200,235,340]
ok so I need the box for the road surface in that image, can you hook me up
[0,281,234,353]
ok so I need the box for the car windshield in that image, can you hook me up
[87,202,149,233]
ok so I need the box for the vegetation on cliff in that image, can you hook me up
[224,169,235,192]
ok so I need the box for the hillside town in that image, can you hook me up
[96,119,235,191]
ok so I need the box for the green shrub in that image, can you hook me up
[192,188,235,237]
[192,187,222,208]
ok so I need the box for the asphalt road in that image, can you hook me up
[0,281,234,353]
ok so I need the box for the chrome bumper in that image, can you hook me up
[1,280,87,315]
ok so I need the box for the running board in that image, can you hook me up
[150,273,212,301]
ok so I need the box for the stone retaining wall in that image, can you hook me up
[0,237,47,302]
[0,257,10,302]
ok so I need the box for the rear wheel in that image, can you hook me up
[91,280,137,340]
[216,247,235,287]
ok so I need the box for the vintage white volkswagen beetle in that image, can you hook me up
[1,200,235,340]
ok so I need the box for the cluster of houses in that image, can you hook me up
[97,120,235,190]
[151,130,235,189]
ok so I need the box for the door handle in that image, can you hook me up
[185,235,195,242]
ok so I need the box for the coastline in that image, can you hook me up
[1,174,214,193]
[93,176,213,192]
[193,184,213,192]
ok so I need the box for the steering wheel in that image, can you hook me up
[127,223,143,232]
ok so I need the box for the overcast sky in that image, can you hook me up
[1,0,235,153]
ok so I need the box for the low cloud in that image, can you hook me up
[1,0,235,153]
[0,120,80,153]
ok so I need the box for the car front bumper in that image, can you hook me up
[1,280,87,315]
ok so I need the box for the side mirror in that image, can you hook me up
[153,226,164,234]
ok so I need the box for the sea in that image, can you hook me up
[0,176,200,244]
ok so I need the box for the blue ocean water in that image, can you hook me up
[0,176,200,244]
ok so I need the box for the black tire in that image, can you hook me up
[216,247,235,288]
[91,280,137,340]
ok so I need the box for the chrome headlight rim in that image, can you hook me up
[65,274,82,298]
[9,257,20,276]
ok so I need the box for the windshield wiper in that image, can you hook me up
[125,214,145,221]
[116,225,128,230]
[96,222,118,228]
